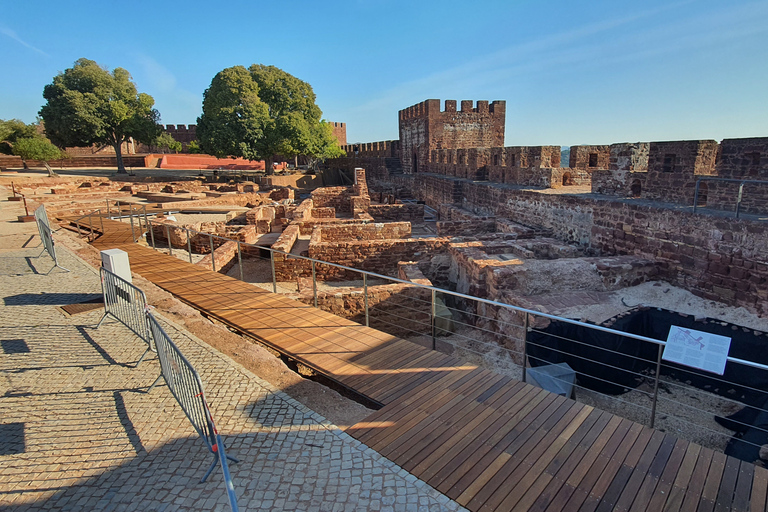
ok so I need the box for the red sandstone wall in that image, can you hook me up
[399,99,505,174]
[406,174,767,315]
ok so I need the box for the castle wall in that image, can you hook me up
[329,122,347,146]
[399,99,505,174]
[400,174,768,315]
[569,145,610,170]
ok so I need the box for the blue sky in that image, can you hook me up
[1,0,766,147]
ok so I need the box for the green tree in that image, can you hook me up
[197,64,339,175]
[0,119,38,161]
[39,58,162,174]
[153,131,182,153]
[305,121,345,171]
[13,137,65,176]
[186,140,202,154]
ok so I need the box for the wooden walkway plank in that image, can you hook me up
[679,447,715,512]
[432,385,544,492]
[446,390,559,499]
[495,406,599,512]
[532,413,623,512]
[563,421,644,511]
[478,403,591,511]
[414,381,528,483]
[750,466,768,512]
[642,438,690,512]
[459,399,574,509]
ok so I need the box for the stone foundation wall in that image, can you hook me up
[316,222,412,242]
[367,203,424,222]
[406,175,768,315]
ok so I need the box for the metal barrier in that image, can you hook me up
[693,177,768,218]
[33,205,70,273]
[146,313,239,510]
[96,267,153,367]
[137,214,768,458]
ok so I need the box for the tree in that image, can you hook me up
[13,137,64,176]
[305,121,345,171]
[197,64,341,175]
[152,131,182,153]
[39,58,162,174]
[0,119,62,175]
[0,119,38,164]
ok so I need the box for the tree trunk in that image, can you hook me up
[43,161,59,177]
[265,155,274,176]
[114,142,126,174]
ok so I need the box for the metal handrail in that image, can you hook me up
[145,218,768,373]
[136,214,768,439]
[693,177,768,218]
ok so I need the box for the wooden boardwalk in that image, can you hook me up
[83,218,768,512]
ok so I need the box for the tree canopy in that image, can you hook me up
[39,58,161,173]
[197,64,343,175]
[0,119,63,175]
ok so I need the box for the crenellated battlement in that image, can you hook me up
[399,99,506,120]
[398,99,506,173]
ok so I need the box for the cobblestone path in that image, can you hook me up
[0,242,466,512]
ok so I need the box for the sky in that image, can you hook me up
[1,0,766,147]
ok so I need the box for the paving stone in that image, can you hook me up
[0,246,466,511]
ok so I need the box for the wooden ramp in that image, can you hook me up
[85,219,767,512]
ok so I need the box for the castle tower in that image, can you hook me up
[398,99,506,174]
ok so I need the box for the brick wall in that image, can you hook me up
[329,122,347,146]
[367,203,424,222]
[406,174,768,314]
[399,99,505,174]
[0,155,146,169]
[643,140,718,205]
[316,222,411,242]
[569,145,610,170]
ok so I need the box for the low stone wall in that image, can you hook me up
[368,203,424,222]
[315,222,411,242]
[406,174,768,315]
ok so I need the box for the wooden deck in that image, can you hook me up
[82,218,768,512]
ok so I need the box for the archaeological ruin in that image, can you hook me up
[4,96,768,465]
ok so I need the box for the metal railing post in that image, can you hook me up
[76,221,81,238]
[149,220,156,249]
[88,214,93,241]
[364,273,369,327]
[270,250,277,293]
[312,260,317,308]
[100,210,104,236]
[736,182,744,218]
[129,205,136,242]
[165,224,173,256]
[431,289,436,350]
[209,234,216,272]
[522,313,529,383]
[237,241,243,281]
[106,199,110,218]
[649,343,664,429]
[186,227,193,263]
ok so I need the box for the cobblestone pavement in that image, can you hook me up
[0,228,467,510]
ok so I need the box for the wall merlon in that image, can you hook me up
[445,100,457,112]
[460,100,474,112]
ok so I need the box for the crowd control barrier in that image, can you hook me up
[33,205,69,273]
[146,313,239,511]
[96,267,153,367]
